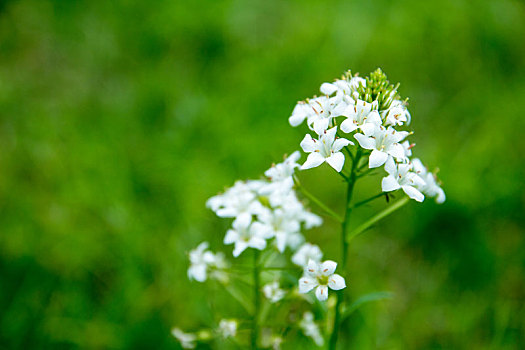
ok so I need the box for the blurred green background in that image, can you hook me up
[1,0,524,348]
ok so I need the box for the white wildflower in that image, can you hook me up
[299,312,324,346]
[187,242,215,282]
[300,127,353,172]
[340,99,382,134]
[292,243,323,267]
[384,100,411,126]
[223,216,272,257]
[381,157,426,202]
[298,259,346,301]
[171,328,197,349]
[206,181,265,224]
[218,319,237,339]
[412,158,446,203]
[354,124,409,168]
[262,281,286,303]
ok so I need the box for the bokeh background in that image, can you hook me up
[1,0,524,348]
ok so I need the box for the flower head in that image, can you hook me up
[218,319,237,339]
[263,281,286,303]
[298,259,346,301]
[299,312,324,346]
[224,216,272,257]
[354,125,409,168]
[381,157,426,202]
[412,158,446,203]
[300,127,353,172]
[292,243,323,267]
[171,328,197,349]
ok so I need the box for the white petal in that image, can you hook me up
[320,82,337,95]
[299,276,318,293]
[301,152,325,170]
[315,285,329,301]
[289,104,308,126]
[384,156,397,175]
[381,175,401,192]
[324,127,338,143]
[369,150,388,168]
[328,274,346,290]
[402,185,425,202]
[388,143,407,160]
[366,110,382,125]
[249,236,267,251]
[436,188,446,204]
[233,213,252,229]
[274,232,287,253]
[359,122,376,136]
[232,241,249,257]
[340,119,358,133]
[300,134,317,153]
[325,152,345,172]
[320,260,337,276]
[354,133,375,150]
[188,264,207,282]
[224,229,238,245]
[305,259,319,277]
[332,138,353,152]
[313,118,330,135]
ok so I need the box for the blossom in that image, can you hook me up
[381,157,426,202]
[383,100,411,126]
[256,208,301,252]
[300,127,353,172]
[299,312,324,346]
[354,124,409,168]
[263,281,286,303]
[171,328,197,349]
[298,259,346,301]
[289,96,346,134]
[206,181,265,224]
[187,242,216,282]
[412,158,446,203]
[264,151,301,183]
[223,216,272,257]
[292,243,323,267]
[340,99,382,134]
[218,319,237,339]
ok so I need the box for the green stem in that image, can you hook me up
[251,250,261,350]
[329,149,361,350]
[294,176,343,222]
[347,196,409,243]
[352,192,386,209]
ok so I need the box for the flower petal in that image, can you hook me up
[224,229,238,245]
[298,276,318,293]
[354,133,375,150]
[325,152,345,172]
[332,138,353,152]
[328,274,346,290]
[369,150,388,168]
[340,119,358,133]
[300,134,317,153]
[320,260,337,276]
[402,185,425,202]
[233,241,249,257]
[381,175,401,192]
[315,285,329,301]
[301,152,325,170]
[320,82,337,95]
[305,259,319,277]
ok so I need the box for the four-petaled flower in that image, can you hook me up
[300,127,353,172]
[354,125,409,168]
[381,157,426,202]
[224,216,272,257]
[340,99,382,134]
[299,259,346,301]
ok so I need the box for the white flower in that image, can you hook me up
[299,312,324,346]
[218,319,237,339]
[171,328,197,349]
[412,158,446,203]
[264,151,301,182]
[354,125,409,168]
[289,96,346,134]
[206,181,265,224]
[187,242,215,282]
[223,216,272,257]
[320,77,364,105]
[384,100,411,126]
[257,208,300,252]
[340,99,382,134]
[262,281,286,303]
[300,127,353,172]
[188,242,229,283]
[292,243,323,267]
[381,157,426,202]
[298,259,346,301]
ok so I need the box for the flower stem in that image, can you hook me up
[352,192,386,209]
[293,175,343,222]
[347,196,409,243]
[329,149,361,350]
[251,250,261,350]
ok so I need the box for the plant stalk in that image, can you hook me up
[251,250,261,350]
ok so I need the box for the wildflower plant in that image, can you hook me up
[173,69,445,349]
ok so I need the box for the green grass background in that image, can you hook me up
[0,0,524,348]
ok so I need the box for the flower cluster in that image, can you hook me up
[207,151,323,257]
[289,69,445,203]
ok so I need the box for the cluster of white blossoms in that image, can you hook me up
[206,151,323,257]
[289,69,445,203]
